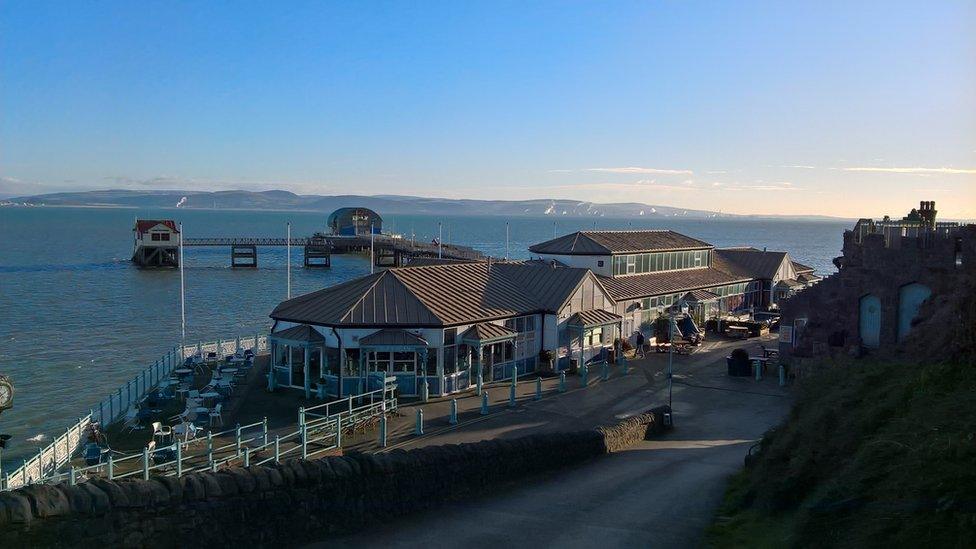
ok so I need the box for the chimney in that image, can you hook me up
[919,200,938,229]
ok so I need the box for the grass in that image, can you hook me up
[706,355,976,548]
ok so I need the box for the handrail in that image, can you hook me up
[1,332,269,491]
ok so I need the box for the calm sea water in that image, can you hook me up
[0,206,847,463]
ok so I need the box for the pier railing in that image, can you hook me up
[0,333,269,491]
[3,385,397,490]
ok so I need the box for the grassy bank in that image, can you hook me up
[707,356,976,548]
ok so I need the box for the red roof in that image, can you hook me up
[135,220,179,234]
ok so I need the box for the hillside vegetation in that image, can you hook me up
[709,284,976,547]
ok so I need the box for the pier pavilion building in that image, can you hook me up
[327,207,383,236]
[268,229,818,398]
[131,219,181,267]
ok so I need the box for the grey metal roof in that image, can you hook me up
[529,230,712,255]
[492,262,599,311]
[713,248,790,280]
[775,278,804,289]
[797,272,821,283]
[791,260,815,274]
[567,309,622,328]
[598,267,750,301]
[359,329,428,347]
[270,324,325,344]
[271,262,544,327]
[460,323,517,343]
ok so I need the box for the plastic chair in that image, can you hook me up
[152,421,172,444]
[209,403,223,427]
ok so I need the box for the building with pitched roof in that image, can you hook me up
[131,219,181,267]
[268,228,817,399]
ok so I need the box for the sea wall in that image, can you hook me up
[0,408,666,548]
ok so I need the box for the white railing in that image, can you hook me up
[1,333,269,491]
[3,384,397,490]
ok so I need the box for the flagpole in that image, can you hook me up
[505,221,510,260]
[370,222,375,274]
[179,223,186,352]
[438,222,443,259]
[286,222,292,299]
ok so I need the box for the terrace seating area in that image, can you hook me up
[90,348,259,461]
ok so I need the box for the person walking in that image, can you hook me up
[635,331,646,358]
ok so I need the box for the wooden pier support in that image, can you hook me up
[231,245,257,268]
[304,243,331,268]
[373,244,401,267]
[132,246,179,267]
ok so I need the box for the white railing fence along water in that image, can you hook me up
[0,334,269,491]
[2,385,397,490]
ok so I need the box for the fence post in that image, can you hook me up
[480,391,489,415]
[107,454,114,480]
[559,371,566,392]
[117,387,123,416]
[509,382,517,408]
[602,361,609,381]
[142,447,150,480]
[235,423,242,457]
[108,394,114,422]
[263,417,269,446]
[535,377,543,400]
[274,435,281,463]
[176,443,183,477]
[298,406,305,428]
[243,447,250,467]
[99,400,105,426]
[449,399,458,425]
[580,364,589,388]
[379,415,388,447]
[126,380,132,409]
[207,431,214,465]
[68,466,76,486]
[415,409,424,435]
[421,377,429,403]
[754,360,763,381]
[301,424,308,459]
[336,416,342,448]
[779,364,786,387]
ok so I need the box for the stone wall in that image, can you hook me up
[0,408,666,548]
[778,225,976,361]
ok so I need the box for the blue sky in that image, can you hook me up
[1,1,974,217]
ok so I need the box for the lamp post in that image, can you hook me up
[667,303,689,411]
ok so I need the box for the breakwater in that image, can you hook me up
[0,407,669,548]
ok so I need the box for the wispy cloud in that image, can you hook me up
[776,165,817,169]
[586,166,694,175]
[841,166,976,175]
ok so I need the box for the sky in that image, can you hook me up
[1,1,974,218]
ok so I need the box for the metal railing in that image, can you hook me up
[4,384,397,489]
[1,333,269,491]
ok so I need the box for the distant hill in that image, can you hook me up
[2,188,849,221]
[4,189,729,218]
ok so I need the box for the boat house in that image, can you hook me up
[131,219,180,267]
[268,229,818,398]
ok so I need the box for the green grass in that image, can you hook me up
[707,356,976,548]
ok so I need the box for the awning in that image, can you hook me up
[461,322,517,344]
[360,329,428,347]
[566,309,622,329]
[269,325,325,345]
[681,289,720,303]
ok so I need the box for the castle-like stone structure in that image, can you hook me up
[779,201,974,360]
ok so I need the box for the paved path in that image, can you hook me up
[309,336,792,548]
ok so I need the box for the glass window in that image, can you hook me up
[626,255,636,274]
[654,253,662,272]
[425,351,437,375]
[443,346,457,374]
[444,328,457,346]
[524,316,535,332]
[393,351,414,373]
[694,250,702,266]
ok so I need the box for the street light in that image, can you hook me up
[667,303,689,412]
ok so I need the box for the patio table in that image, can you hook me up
[749,356,769,375]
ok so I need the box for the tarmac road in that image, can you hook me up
[310,338,791,548]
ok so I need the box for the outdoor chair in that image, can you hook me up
[121,407,140,432]
[209,403,223,427]
[152,421,173,444]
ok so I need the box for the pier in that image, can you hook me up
[130,219,486,268]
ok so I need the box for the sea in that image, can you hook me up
[0,206,848,464]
